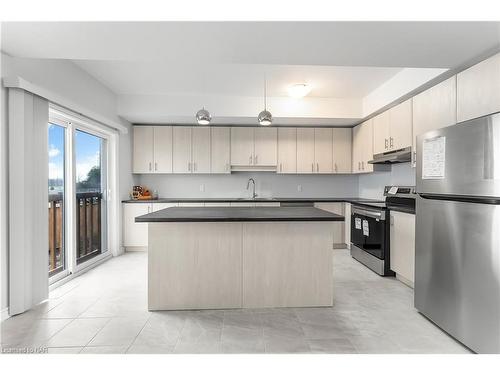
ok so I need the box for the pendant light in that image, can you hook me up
[196,107,211,125]
[196,71,211,125]
[258,76,272,126]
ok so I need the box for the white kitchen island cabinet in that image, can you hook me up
[136,206,343,310]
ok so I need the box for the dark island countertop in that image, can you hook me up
[135,206,345,223]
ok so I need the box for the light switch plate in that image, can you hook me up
[297,185,302,192]
[199,184,205,192]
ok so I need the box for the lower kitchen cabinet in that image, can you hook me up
[123,203,150,249]
[314,202,345,247]
[123,202,177,249]
[390,211,416,287]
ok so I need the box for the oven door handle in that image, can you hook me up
[352,207,385,220]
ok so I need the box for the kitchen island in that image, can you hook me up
[136,206,344,311]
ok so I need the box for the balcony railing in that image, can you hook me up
[76,191,103,264]
[48,191,103,276]
[48,193,64,276]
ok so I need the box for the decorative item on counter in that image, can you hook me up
[130,185,155,200]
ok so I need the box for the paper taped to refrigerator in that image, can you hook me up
[355,217,361,230]
[362,220,369,236]
[422,136,446,179]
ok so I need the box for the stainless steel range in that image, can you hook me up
[350,186,416,276]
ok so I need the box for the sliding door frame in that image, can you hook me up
[48,105,119,286]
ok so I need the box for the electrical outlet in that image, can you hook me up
[297,185,302,192]
[199,184,205,192]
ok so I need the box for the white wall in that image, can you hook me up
[358,163,416,200]
[0,55,8,315]
[138,173,359,199]
[0,53,135,313]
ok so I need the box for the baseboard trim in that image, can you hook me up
[125,246,148,252]
[1,307,9,321]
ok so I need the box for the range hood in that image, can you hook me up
[368,147,412,164]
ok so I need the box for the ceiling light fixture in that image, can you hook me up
[258,77,273,126]
[196,107,211,125]
[288,83,311,98]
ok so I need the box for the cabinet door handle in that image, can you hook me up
[280,163,282,173]
[385,139,388,149]
[194,162,197,172]
[358,161,361,171]
[390,137,394,148]
[149,162,152,172]
[154,162,157,171]
[311,163,314,173]
[335,163,338,173]
[255,155,258,165]
[316,163,319,172]
[362,161,364,170]
[188,162,191,172]
[249,155,252,165]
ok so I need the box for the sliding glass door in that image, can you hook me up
[48,123,67,278]
[74,129,108,265]
[48,112,110,284]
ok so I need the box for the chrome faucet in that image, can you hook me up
[246,178,257,199]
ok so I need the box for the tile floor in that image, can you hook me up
[1,249,472,354]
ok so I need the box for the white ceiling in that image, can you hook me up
[3,22,500,67]
[2,22,499,125]
[72,61,402,98]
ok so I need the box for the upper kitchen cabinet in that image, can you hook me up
[373,99,412,156]
[254,128,277,166]
[412,76,457,163]
[153,126,173,173]
[230,127,255,166]
[389,99,413,151]
[191,127,211,173]
[133,126,154,173]
[373,111,390,155]
[211,127,231,173]
[230,127,277,168]
[314,128,333,173]
[296,128,334,174]
[133,126,173,173]
[296,128,315,173]
[172,127,211,174]
[352,119,373,173]
[172,127,193,173]
[277,128,297,174]
[457,52,500,123]
[332,128,352,173]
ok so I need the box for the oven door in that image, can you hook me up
[351,206,386,259]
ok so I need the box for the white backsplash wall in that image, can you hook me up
[137,173,360,199]
[358,163,416,200]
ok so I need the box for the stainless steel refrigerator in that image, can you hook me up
[415,112,500,354]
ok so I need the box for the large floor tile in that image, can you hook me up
[264,337,311,353]
[308,338,358,354]
[88,316,149,346]
[81,345,129,354]
[47,346,83,354]
[46,318,110,347]
[2,250,475,354]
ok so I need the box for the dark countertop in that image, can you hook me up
[123,197,384,205]
[135,206,345,223]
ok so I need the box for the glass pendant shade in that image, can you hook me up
[196,108,211,125]
[258,110,273,126]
